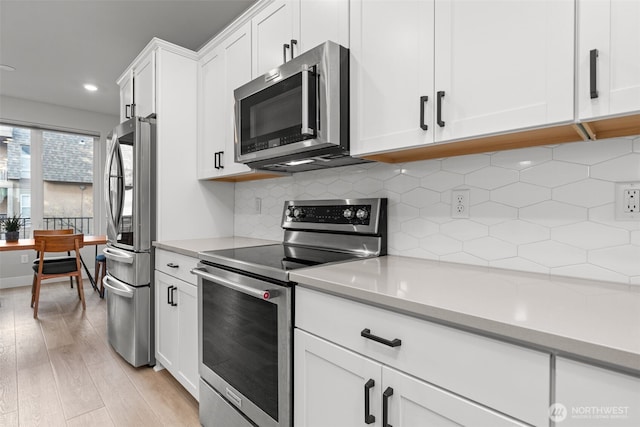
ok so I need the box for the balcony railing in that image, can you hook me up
[0,216,94,239]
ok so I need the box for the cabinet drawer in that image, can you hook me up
[296,287,550,427]
[155,249,199,285]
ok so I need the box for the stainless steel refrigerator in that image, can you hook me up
[103,116,156,367]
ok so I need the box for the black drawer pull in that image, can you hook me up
[361,328,402,347]
[166,263,179,268]
[419,95,429,130]
[436,91,445,127]
[383,386,393,427]
[364,379,375,424]
[590,48,599,99]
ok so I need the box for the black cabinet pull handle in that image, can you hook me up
[437,91,445,127]
[170,286,177,307]
[283,43,290,63]
[419,96,429,130]
[214,152,218,169]
[166,263,179,269]
[290,39,297,60]
[590,49,599,99]
[361,328,402,347]
[383,387,393,427]
[364,379,375,424]
[167,285,172,305]
[125,104,131,119]
[218,151,224,169]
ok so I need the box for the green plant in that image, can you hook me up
[1,214,21,232]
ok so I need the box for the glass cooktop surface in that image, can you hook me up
[199,244,364,281]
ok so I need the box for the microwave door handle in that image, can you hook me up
[301,65,314,136]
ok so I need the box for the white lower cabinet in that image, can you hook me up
[555,357,640,427]
[295,329,528,427]
[294,287,550,427]
[154,249,199,400]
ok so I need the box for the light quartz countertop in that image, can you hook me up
[153,236,278,258]
[290,255,640,374]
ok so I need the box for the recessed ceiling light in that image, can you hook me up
[84,83,98,92]
[0,64,16,72]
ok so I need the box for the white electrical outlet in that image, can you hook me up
[615,182,640,220]
[254,197,262,214]
[21,254,29,263]
[451,189,470,219]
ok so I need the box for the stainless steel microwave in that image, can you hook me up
[234,41,363,172]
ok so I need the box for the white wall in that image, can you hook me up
[235,135,640,285]
[0,95,119,288]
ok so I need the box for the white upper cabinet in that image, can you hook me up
[578,0,640,120]
[351,0,575,157]
[221,24,254,176]
[119,70,133,122]
[133,52,155,118]
[295,0,350,53]
[433,0,574,143]
[118,51,156,122]
[350,0,435,156]
[252,0,295,77]
[252,0,349,77]
[197,23,253,179]
[197,47,226,179]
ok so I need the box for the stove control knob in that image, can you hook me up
[293,208,304,218]
[285,207,293,218]
[343,208,355,219]
[356,208,369,220]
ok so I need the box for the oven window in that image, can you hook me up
[202,279,279,421]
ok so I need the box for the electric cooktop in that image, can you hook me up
[198,198,388,283]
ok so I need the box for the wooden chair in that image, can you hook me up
[31,233,85,318]
[32,229,77,290]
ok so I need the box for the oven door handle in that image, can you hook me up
[191,267,277,300]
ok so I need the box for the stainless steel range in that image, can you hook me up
[191,198,387,427]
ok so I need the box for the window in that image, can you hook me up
[0,123,97,238]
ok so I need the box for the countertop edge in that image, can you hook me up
[293,276,640,376]
[153,242,199,258]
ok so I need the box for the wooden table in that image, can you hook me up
[0,235,108,297]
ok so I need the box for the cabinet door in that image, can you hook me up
[155,270,178,370]
[176,280,199,400]
[119,70,133,122]
[133,51,156,118]
[349,0,434,157]
[197,47,226,179]
[252,0,294,77]
[383,368,528,427]
[434,0,574,142]
[555,358,640,427]
[221,23,252,176]
[294,329,381,427]
[578,0,640,119]
[295,0,349,54]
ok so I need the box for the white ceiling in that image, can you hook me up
[0,0,256,117]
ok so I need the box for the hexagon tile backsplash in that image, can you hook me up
[235,135,640,285]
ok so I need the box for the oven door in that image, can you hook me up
[192,263,292,427]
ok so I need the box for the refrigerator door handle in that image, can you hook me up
[103,247,135,264]
[102,275,134,298]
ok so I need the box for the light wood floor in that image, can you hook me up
[0,281,200,427]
